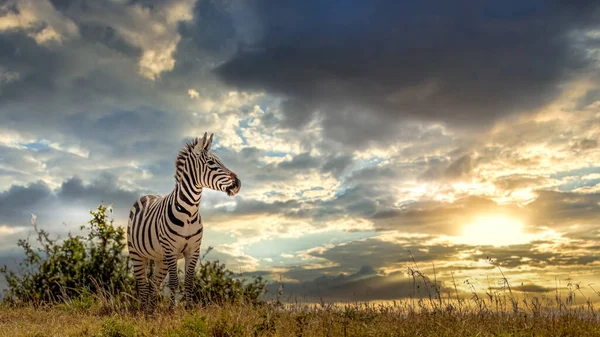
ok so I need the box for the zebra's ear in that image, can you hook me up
[194,132,208,153]
[204,133,214,151]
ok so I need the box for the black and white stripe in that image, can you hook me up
[127,132,241,312]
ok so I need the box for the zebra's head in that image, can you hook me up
[176,132,241,196]
[194,132,241,196]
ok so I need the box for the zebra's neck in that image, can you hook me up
[174,176,203,209]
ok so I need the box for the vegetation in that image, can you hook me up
[2,300,600,336]
[1,204,600,336]
[0,203,266,309]
[0,204,132,305]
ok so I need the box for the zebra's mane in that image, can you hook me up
[174,138,200,182]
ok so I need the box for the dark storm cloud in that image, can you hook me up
[270,267,443,302]
[178,0,239,55]
[575,88,600,110]
[57,174,141,209]
[0,33,165,139]
[0,175,141,228]
[443,155,473,180]
[77,23,141,58]
[321,154,353,177]
[0,1,227,143]
[0,181,53,226]
[470,243,600,269]
[47,0,142,56]
[308,237,465,272]
[312,185,384,221]
[527,190,600,229]
[214,0,600,145]
[347,166,398,183]
[278,152,320,171]
[419,153,476,182]
[0,32,63,106]
[65,107,187,157]
[571,138,598,151]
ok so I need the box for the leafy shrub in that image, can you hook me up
[0,203,133,305]
[0,203,267,307]
[193,248,267,307]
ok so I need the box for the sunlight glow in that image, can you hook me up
[458,215,530,247]
[0,225,26,235]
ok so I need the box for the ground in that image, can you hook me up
[1,301,599,337]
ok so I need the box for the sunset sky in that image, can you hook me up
[1,0,600,302]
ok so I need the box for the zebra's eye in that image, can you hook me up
[207,160,215,166]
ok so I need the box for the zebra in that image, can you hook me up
[127,132,241,312]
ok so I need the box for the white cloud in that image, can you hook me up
[188,88,200,99]
[81,0,195,80]
[41,139,90,158]
[0,0,79,45]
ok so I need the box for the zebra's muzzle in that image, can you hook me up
[226,177,241,196]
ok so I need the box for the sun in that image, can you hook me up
[458,215,529,246]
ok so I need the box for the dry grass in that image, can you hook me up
[3,256,600,336]
[1,299,600,337]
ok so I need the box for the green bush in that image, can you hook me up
[0,203,267,308]
[0,203,133,305]
[193,248,267,306]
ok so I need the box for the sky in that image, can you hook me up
[0,0,600,303]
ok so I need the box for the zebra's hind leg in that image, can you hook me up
[149,260,168,312]
[131,254,150,312]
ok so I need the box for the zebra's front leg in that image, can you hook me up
[149,261,167,312]
[184,248,200,309]
[166,254,179,309]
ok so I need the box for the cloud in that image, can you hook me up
[571,138,598,151]
[214,0,600,145]
[188,88,199,99]
[469,241,600,269]
[0,174,141,232]
[210,198,302,218]
[526,190,600,229]
[304,237,466,274]
[493,175,551,193]
[51,0,196,80]
[508,284,554,293]
[1,0,600,304]
[264,229,600,301]
[321,154,353,177]
[0,181,53,227]
[278,152,320,171]
[269,267,444,302]
[0,0,79,45]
